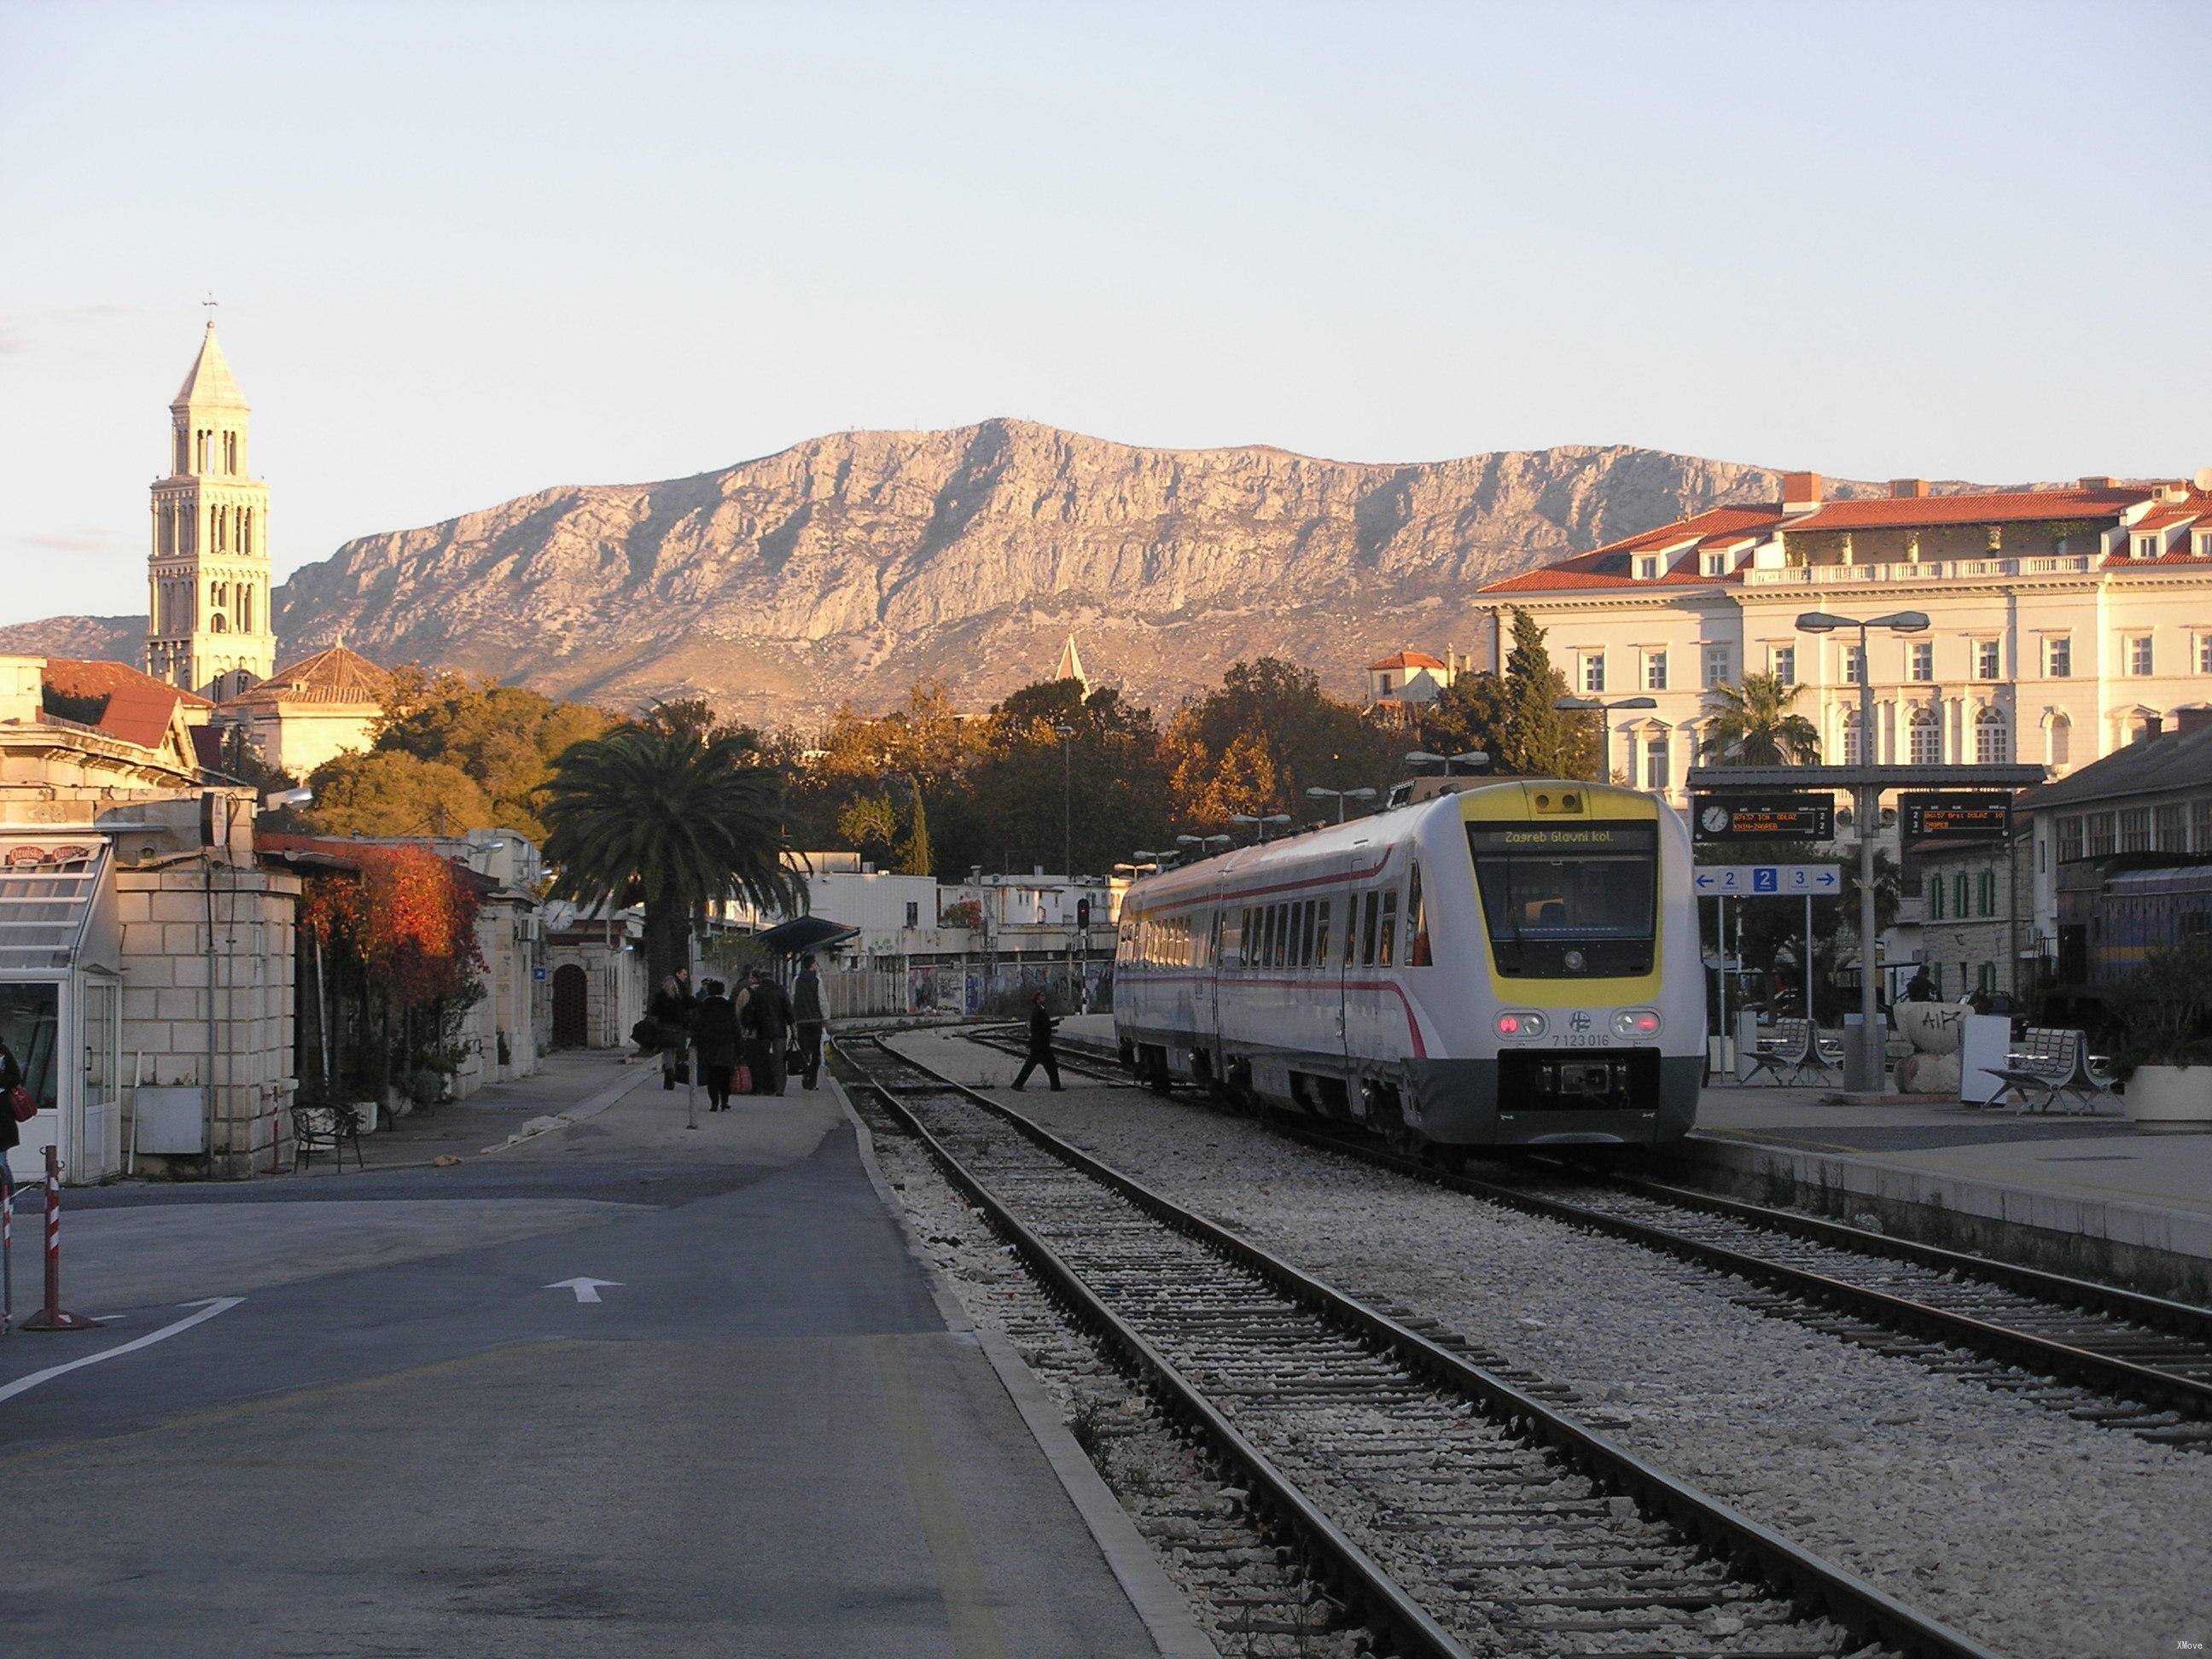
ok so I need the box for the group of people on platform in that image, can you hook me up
[643,953,827,1110]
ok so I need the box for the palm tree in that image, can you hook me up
[1700,672,1821,765]
[539,722,806,986]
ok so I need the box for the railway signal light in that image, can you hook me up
[1076,897,1091,928]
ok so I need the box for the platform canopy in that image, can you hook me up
[751,915,860,958]
[1686,762,2046,793]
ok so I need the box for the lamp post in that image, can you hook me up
[1176,833,1233,854]
[1305,785,1377,824]
[1795,608,1930,1094]
[1552,697,1657,784]
[1054,724,1075,878]
[1228,813,1292,843]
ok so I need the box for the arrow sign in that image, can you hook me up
[545,1278,622,1304]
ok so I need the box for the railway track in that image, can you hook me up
[971,1024,2212,1447]
[847,1033,1994,1659]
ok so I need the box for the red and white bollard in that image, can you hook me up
[20,1144,99,1332]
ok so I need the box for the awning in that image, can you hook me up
[753,915,860,958]
[0,843,108,972]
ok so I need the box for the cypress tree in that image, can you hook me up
[899,788,934,877]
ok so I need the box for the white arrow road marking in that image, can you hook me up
[544,1278,622,1304]
[0,1296,244,1404]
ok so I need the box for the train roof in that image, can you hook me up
[1121,778,1664,911]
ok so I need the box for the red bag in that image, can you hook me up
[732,1065,753,1096]
[8,1084,36,1123]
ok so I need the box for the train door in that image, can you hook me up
[1332,888,1353,1064]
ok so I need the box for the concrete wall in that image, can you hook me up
[116,862,300,1179]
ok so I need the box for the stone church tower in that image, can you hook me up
[145,321,277,700]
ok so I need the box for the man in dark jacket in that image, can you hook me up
[792,953,826,1091]
[1010,990,1062,1091]
[748,967,795,1096]
[691,980,741,1110]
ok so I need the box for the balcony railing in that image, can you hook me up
[1740,554,2098,587]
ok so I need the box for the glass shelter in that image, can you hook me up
[0,840,123,1185]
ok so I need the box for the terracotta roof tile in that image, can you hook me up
[219,645,393,710]
[41,657,212,709]
[1783,487,2146,530]
[1367,651,1448,671]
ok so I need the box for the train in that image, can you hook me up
[1112,778,1705,1159]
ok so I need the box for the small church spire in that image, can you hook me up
[1052,633,1088,691]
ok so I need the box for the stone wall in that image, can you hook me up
[116,861,300,1179]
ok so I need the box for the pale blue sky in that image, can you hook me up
[3,0,2206,626]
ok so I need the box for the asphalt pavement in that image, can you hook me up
[0,1055,1172,1658]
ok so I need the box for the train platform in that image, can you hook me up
[0,1057,1208,1659]
[1669,1082,2212,1297]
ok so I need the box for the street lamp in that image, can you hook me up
[1795,609,1930,1093]
[1175,833,1233,853]
[1054,724,1075,877]
[1228,813,1293,842]
[1305,785,1378,823]
[1552,696,1658,783]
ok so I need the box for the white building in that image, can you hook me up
[1363,649,1461,717]
[1477,469,2212,800]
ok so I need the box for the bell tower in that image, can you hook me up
[146,316,277,701]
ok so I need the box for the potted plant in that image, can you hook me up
[2115,938,2212,1128]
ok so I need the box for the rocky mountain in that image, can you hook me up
[0,419,1941,727]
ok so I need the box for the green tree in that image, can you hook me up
[305,750,497,837]
[1496,608,1600,780]
[374,669,614,839]
[1163,657,1401,825]
[1700,672,1821,765]
[835,794,900,863]
[538,722,806,987]
[899,788,934,876]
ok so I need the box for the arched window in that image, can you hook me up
[240,509,252,556]
[210,614,228,634]
[1975,706,2010,765]
[2048,713,2072,768]
[1910,705,1941,765]
[1842,713,1863,767]
[240,585,254,633]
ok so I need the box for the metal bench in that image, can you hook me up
[1986,1027,2116,1115]
[1742,1017,1839,1086]
[292,1103,365,1173]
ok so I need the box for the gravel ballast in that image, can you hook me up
[888,1029,2212,1659]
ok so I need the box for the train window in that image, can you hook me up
[1378,889,1398,966]
[1469,820,1658,977]
[1272,904,1289,968]
[1315,898,1332,966]
[1345,896,1359,964]
[1406,862,1431,967]
[1258,906,1273,969]
[1361,891,1379,965]
[1300,900,1317,967]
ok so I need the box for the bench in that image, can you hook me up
[1742,1017,1840,1086]
[1985,1027,2116,1115]
[292,1103,365,1173]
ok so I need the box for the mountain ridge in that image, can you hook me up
[0,418,1998,726]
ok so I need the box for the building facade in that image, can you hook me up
[146,323,279,702]
[214,644,393,779]
[1477,470,2212,801]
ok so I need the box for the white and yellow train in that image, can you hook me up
[1111,780,1704,1155]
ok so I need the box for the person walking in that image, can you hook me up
[692,979,740,1110]
[648,974,695,1091]
[749,966,795,1096]
[1010,989,1063,1091]
[792,953,826,1091]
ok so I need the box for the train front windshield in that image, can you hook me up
[1468,822,1657,977]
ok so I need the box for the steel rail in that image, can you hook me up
[1023,1027,2212,1425]
[852,1045,1471,1659]
[863,1035,1999,1659]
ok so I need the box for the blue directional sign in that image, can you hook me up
[1691,864,1840,897]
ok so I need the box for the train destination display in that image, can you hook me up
[1900,793,2011,841]
[1691,795,1834,842]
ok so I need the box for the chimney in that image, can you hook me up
[2176,705,2212,736]
[2195,466,2212,492]
[2139,715,2163,742]
[1780,470,1823,512]
[2079,475,2117,491]
[1889,478,1928,498]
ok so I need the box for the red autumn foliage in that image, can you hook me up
[299,845,486,1008]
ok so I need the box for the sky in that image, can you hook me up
[3,0,2208,626]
